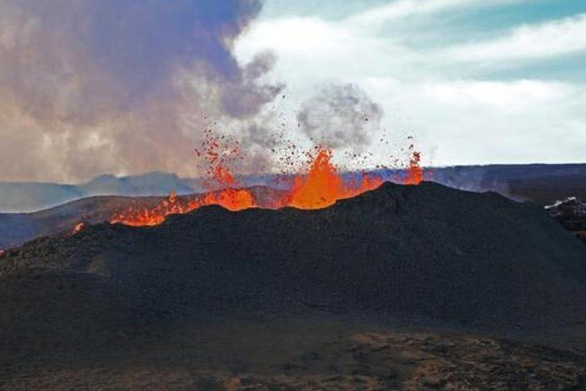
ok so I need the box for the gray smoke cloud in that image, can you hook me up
[297,84,384,152]
[0,0,282,182]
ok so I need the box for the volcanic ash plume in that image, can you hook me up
[0,0,282,183]
[297,84,384,153]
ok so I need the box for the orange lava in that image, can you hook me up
[204,188,255,211]
[404,144,424,185]
[109,188,258,227]
[110,132,258,227]
[72,222,86,234]
[109,192,190,226]
[286,148,383,209]
[109,136,427,226]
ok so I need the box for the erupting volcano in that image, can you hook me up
[286,148,384,209]
[109,134,426,227]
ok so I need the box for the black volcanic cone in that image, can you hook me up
[2,182,586,348]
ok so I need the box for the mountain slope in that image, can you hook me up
[3,182,586,389]
[2,182,585,331]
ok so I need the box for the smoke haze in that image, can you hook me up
[297,84,384,153]
[0,0,282,182]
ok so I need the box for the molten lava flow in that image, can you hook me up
[72,222,85,234]
[110,132,257,227]
[404,146,424,185]
[109,133,427,226]
[287,148,344,209]
[286,148,383,209]
[110,188,258,227]
[110,192,192,227]
[202,188,256,211]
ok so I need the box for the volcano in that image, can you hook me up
[3,182,586,327]
[2,182,586,389]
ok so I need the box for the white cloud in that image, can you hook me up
[242,18,348,52]
[421,80,571,110]
[447,13,586,61]
[348,0,527,26]
[362,78,586,165]
[236,17,414,87]
[236,4,586,166]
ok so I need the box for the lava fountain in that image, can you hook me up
[286,148,384,209]
[109,136,426,227]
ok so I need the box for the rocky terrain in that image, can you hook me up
[1,182,586,389]
[2,325,585,390]
[547,197,586,245]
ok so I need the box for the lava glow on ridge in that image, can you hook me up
[109,133,426,227]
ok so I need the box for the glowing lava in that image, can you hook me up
[109,134,427,226]
[109,187,257,227]
[404,144,424,185]
[286,148,383,209]
[110,132,258,227]
[72,222,86,234]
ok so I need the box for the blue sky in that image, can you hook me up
[236,0,586,166]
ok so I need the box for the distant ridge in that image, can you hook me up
[2,163,586,212]
[0,172,197,213]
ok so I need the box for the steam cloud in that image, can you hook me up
[0,0,282,182]
[297,84,384,152]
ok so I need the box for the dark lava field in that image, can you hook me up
[1,182,586,390]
